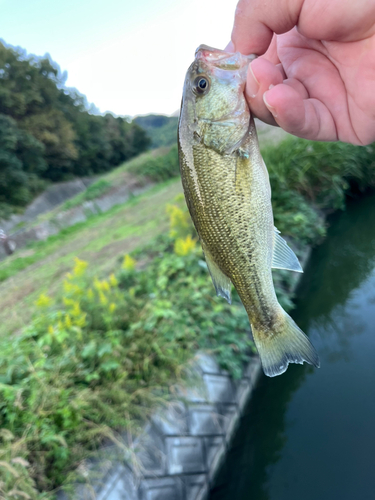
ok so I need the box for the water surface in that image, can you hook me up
[209,192,375,500]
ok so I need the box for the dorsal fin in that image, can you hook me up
[272,228,303,273]
[202,242,232,304]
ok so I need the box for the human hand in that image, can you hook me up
[229,0,375,145]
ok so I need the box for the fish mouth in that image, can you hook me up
[195,44,255,71]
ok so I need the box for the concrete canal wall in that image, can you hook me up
[0,176,152,261]
[58,354,262,500]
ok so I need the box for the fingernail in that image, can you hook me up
[225,41,235,52]
[263,91,277,117]
[247,63,260,98]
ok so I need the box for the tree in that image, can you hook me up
[0,114,46,206]
[0,40,151,198]
[22,110,77,180]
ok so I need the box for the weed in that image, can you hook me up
[0,204,253,497]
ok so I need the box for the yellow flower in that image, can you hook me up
[109,303,116,313]
[73,257,88,277]
[71,301,81,317]
[87,288,94,300]
[174,235,196,256]
[99,292,108,306]
[57,320,64,330]
[63,280,81,294]
[63,297,75,307]
[101,280,110,292]
[109,273,118,287]
[48,325,54,335]
[166,204,190,238]
[122,254,136,271]
[65,315,72,329]
[35,293,52,308]
[93,278,110,292]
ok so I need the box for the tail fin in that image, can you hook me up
[251,311,320,377]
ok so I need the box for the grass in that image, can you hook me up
[0,179,183,339]
[105,146,172,180]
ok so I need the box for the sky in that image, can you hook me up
[0,0,239,117]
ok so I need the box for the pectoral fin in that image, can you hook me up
[202,243,232,304]
[272,228,303,273]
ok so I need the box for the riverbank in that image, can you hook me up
[1,135,375,499]
[55,245,312,500]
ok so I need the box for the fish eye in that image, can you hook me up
[193,75,210,95]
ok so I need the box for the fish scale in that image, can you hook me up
[178,45,320,376]
[189,133,277,326]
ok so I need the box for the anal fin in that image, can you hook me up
[202,243,232,304]
[272,227,303,273]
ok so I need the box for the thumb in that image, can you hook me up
[231,0,303,54]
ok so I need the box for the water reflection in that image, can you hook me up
[209,192,375,500]
[296,193,375,325]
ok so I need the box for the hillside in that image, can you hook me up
[134,114,178,148]
[0,41,150,220]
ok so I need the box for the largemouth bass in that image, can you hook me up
[178,45,320,377]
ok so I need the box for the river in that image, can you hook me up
[209,192,375,500]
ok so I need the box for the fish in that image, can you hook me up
[178,45,320,377]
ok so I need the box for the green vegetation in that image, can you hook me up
[1,126,375,498]
[0,114,47,217]
[44,147,175,217]
[127,144,179,181]
[0,40,150,217]
[0,203,251,498]
[0,203,134,284]
[263,138,375,244]
[134,114,178,148]
[0,180,182,339]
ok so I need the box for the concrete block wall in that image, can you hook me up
[59,353,261,500]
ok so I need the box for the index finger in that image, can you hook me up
[231,0,303,54]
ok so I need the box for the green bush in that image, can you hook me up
[259,137,375,244]
[263,138,375,211]
[127,144,179,181]
[0,41,151,188]
[0,113,47,208]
